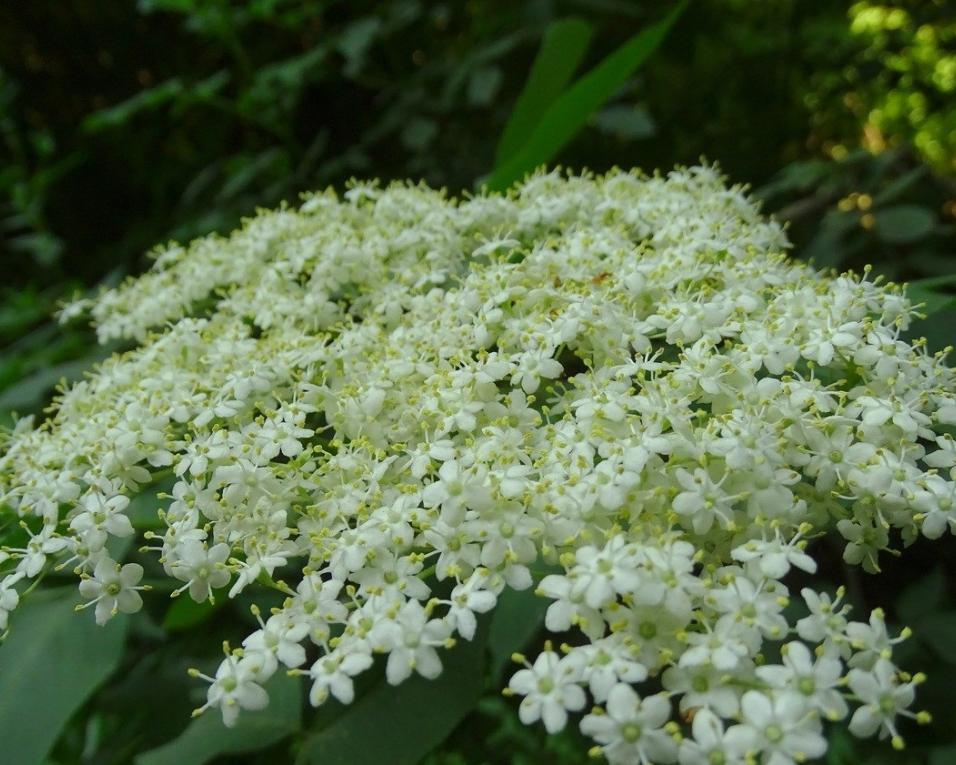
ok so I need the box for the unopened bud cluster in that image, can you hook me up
[2,166,952,762]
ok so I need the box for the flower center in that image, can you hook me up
[621,723,642,742]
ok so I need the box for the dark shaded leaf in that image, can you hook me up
[0,588,129,765]
[135,672,302,765]
[896,568,946,625]
[873,205,936,244]
[297,627,487,765]
[162,594,224,631]
[918,612,956,664]
[488,585,550,680]
[906,275,956,316]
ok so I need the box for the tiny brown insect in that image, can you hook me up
[681,706,700,724]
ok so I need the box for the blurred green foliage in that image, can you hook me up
[1,1,955,764]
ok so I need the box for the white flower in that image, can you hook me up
[191,652,271,727]
[845,609,908,669]
[678,708,753,765]
[508,648,586,733]
[796,587,850,647]
[536,571,605,641]
[243,607,310,669]
[566,537,642,609]
[847,658,917,743]
[731,528,817,579]
[756,641,848,720]
[573,637,649,703]
[308,645,374,705]
[726,691,826,765]
[446,569,498,641]
[672,466,736,535]
[0,165,948,754]
[77,558,146,625]
[13,522,70,577]
[580,684,677,765]
[421,460,492,525]
[370,599,452,685]
[662,663,745,718]
[511,349,563,394]
[0,573,24,631]
[169,540,231,602]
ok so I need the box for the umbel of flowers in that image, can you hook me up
[1,166,952,763]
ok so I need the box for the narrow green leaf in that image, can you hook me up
[488,2,686,192]
[0,587,129,765]
[495,18,594,167]
[298,628,487,765]
[135,672,302,765]
[81,79,186,132]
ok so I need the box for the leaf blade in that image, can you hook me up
[135,672,302,765]
[298,628,487,765]
[0,587,129,765]
[488,2,686,192]
[495,17,595,167]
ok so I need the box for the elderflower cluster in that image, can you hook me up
[2,166,953,762]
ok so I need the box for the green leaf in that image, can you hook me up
[162,594,224,632]
[488,2,685,191]
[297,628,487,765]
[907,275,956,316]
[494,18,595,167]
[81,79,186,132]
[873,204,936,244]
[917,611,956,664]
[872,165,928,206]
[896,567,946,626]
[126,476,176,530]
[800,209,860,268]
[930,744,956,765]
[135,672,302,765]
[0,587,129,765]
[488,585,551,680]
[825,725,857,765]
